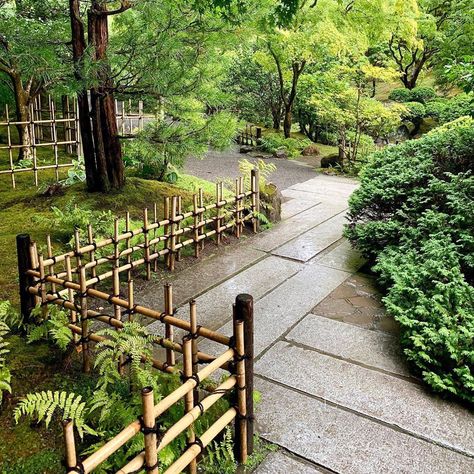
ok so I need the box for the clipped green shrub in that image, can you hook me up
[345,117,474,402]
[389,86,437,104]
[260,132,312,158]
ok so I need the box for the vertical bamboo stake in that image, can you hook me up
[138,100,144,130]
[125,212,132,281]
[65,255,78,344]
[193,194,200,258]
[169,197,177,271]
[29,241,41,306]
[121,101,125,136]
[30,107,38,186]
[176,196,182,262]
[79,265,90,373]
[234,178,240,238]
[113,267,121,320]
[233,316,247,463]
[127,280,134,322]
[50,98,60,181]
[5,105,15,188]
[164,197,170,268]
[183,338,197,474]
[251,168,260,233]
[189,300,199,405]
[46,235,56,295]
[38,254,47,317]
[143,208,151,280]
[235,294,254,454]
[87,224,97,285]
[141,387,158,474]
[199,189,204,251]
[164,283,175,367]
[62,420,78,471]
[153,203,158,272]
[75,98,82,158]
[215,183,221,246]
[239,177,244,236]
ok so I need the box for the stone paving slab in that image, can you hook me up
[256,378,474,474]
[256,341,474,456]
[200,262,350,357]
[272,213,347,262]
[286,314,410,377]
[281,198,321,220]
[316,239,365,272]
[147,255,302,336]
[251,204,347,253]
[282,189,325,203]
[254,451,325,474]
[136,244,265,312]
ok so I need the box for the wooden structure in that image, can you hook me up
[15,173,260,471]
[0,96,144,188]
[236,124,262,147]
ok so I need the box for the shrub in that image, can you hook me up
[389,86,437,104]
[345,117,474,402]
[260,132,312,158]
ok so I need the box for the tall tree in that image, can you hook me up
[69,0,128,192]
[0,0,69,159]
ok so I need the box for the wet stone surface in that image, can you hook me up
[311,271,400,335]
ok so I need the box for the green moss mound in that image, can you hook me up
[345,117,474,403]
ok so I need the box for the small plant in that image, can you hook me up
[59,157,86,186]
[13,390,96,438]
[260,132,312,158]
[27,305,73,351]
[200,426,236,474]
[0,321,12,403]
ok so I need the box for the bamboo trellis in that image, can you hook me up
[0,96,145,188]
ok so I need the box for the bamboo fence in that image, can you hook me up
[0,96,145,188]
[236,124,262,147]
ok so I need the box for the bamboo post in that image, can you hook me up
[164,197,170,268]
[143,209,151,280]
[79,265,90,373]
[234,294,254,454]
[125,212,132,281]
[192,194,200,258]
[234,179,240,238]
[16,234,35,324]
[138,100,144,131]
[232,316,247,464]
[168,197,177,271]
[153,203,158,272]
[183,338,197,474]
[127,280,134,322]
[164,283,175,367]
[251,168,260,233]
[46,235,56,295]
[5,106,15,188]
[215,183,221,246]
[199,189,204,251]
[62,419,78,471]
[176,196,182,262]
[30,107,38,186]
[50,98,60,181]
[29,241,40,306]
[121,101,125,136]
[65,255,78,344]
[75,98,82,158]
[87,224,97,285]
[141,387,158,474]
[189,300,199,404]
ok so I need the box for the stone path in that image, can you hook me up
[137,173,474,473]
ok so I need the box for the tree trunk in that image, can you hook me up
[283,106,292,138]
[271,106,281,130]
[12,75,32,161]
[69,0,124,193]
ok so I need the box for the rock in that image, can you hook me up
[41,182,65,196]
[273,148,288,159]
[239,145,253,154]
[261,182,282,223]
[320,154,341,168]
[302,144,320,156]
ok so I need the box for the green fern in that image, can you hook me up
[0,321,11,402]
[201,426,236,474]
[13,390,96,438]
[0,300,23,331]
[27,305,73,351]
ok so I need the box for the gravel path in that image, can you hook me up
[184,146,318,191]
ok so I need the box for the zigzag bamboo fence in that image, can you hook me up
[0,96,144,188]
[14,172,259,471]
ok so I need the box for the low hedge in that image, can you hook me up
[345,117,474,402]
